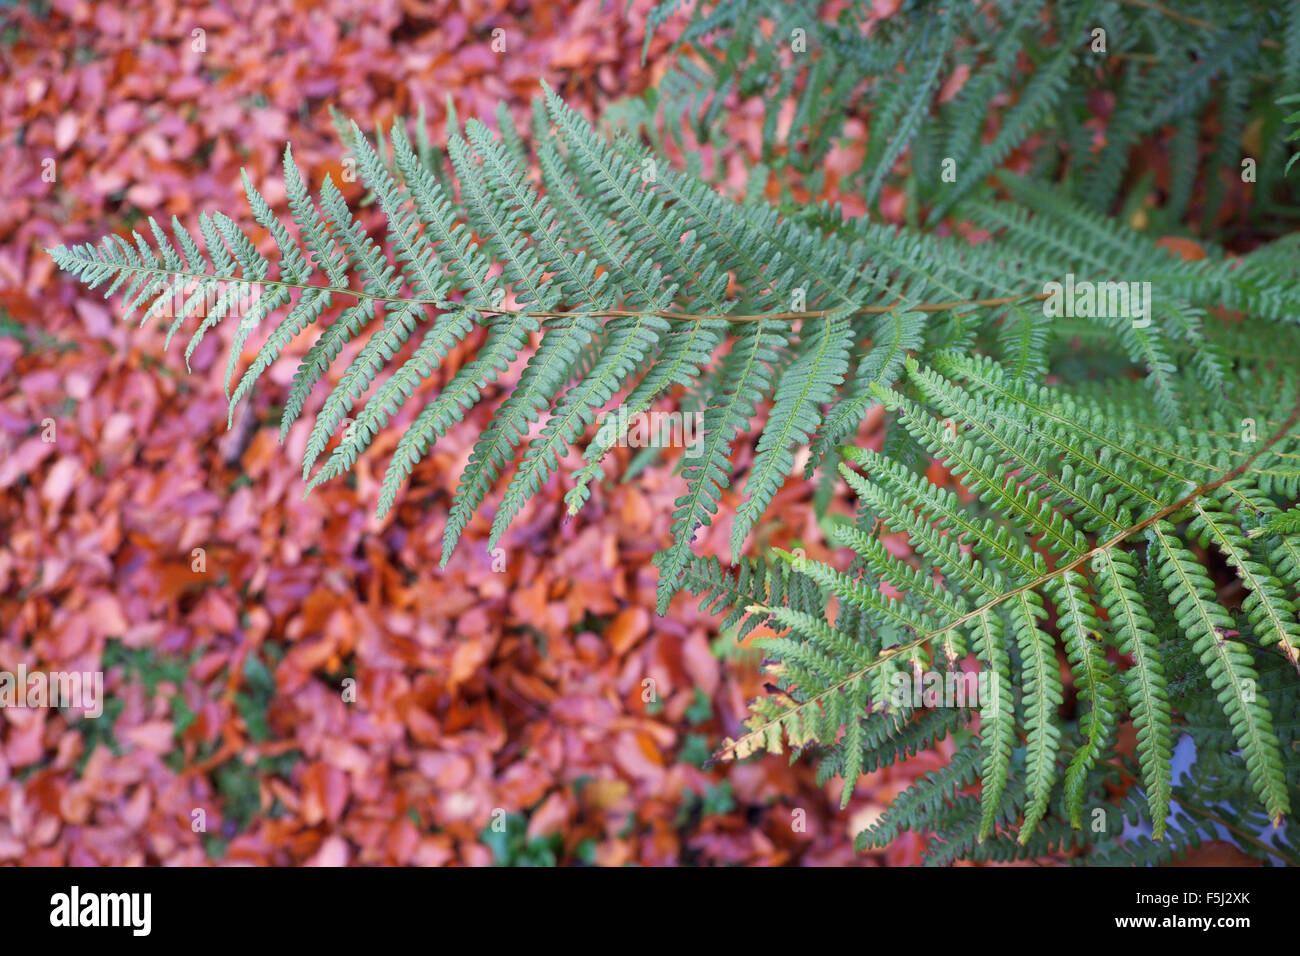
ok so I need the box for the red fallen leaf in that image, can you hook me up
[925,457,955,490]
[680,629,720,696]
[606,606,650,654]
[938,63,971,104]
[613,730,666,786]
[58,785,93,826]
[300,762,330,826]
[385,817,421,863]
[81,593,126,638]
[315,764,350,823]
[192,590,238,633]
[1156,236,1208,262]
[495,761,551,809]
[72,296,113,336]
[432,753,474,791]
[53,115,79,153]
[0,835,23,862]
[40,457,82,515]
[119,785,151,830]
[411,836,456,867]
[306,835,351,867]
[124,182,163,209]
[5,718,45,767]
[0,438,55,490]
[525,791,571,841]
[119,721,174,755]
[285,637,337,674]
[448,636,491,689]
[619,487,653,533]
[879,186,907,224]
[507,670,559,707]
[595,838,634,867]
[689,825,778,865]
[399,700,443,746]
[457,605,491,637]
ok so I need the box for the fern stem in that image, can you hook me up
[530,292,1051,323]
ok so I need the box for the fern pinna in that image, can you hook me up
[704,352,1300,862]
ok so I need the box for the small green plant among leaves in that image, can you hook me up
[50,0,1300,863]
[479,812,568,867]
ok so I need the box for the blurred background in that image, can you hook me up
[0,0,948,866]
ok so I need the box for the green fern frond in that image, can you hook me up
[711,353,1300,853]
[56,87,1078,602]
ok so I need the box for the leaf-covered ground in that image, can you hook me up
[0,0,961,866]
